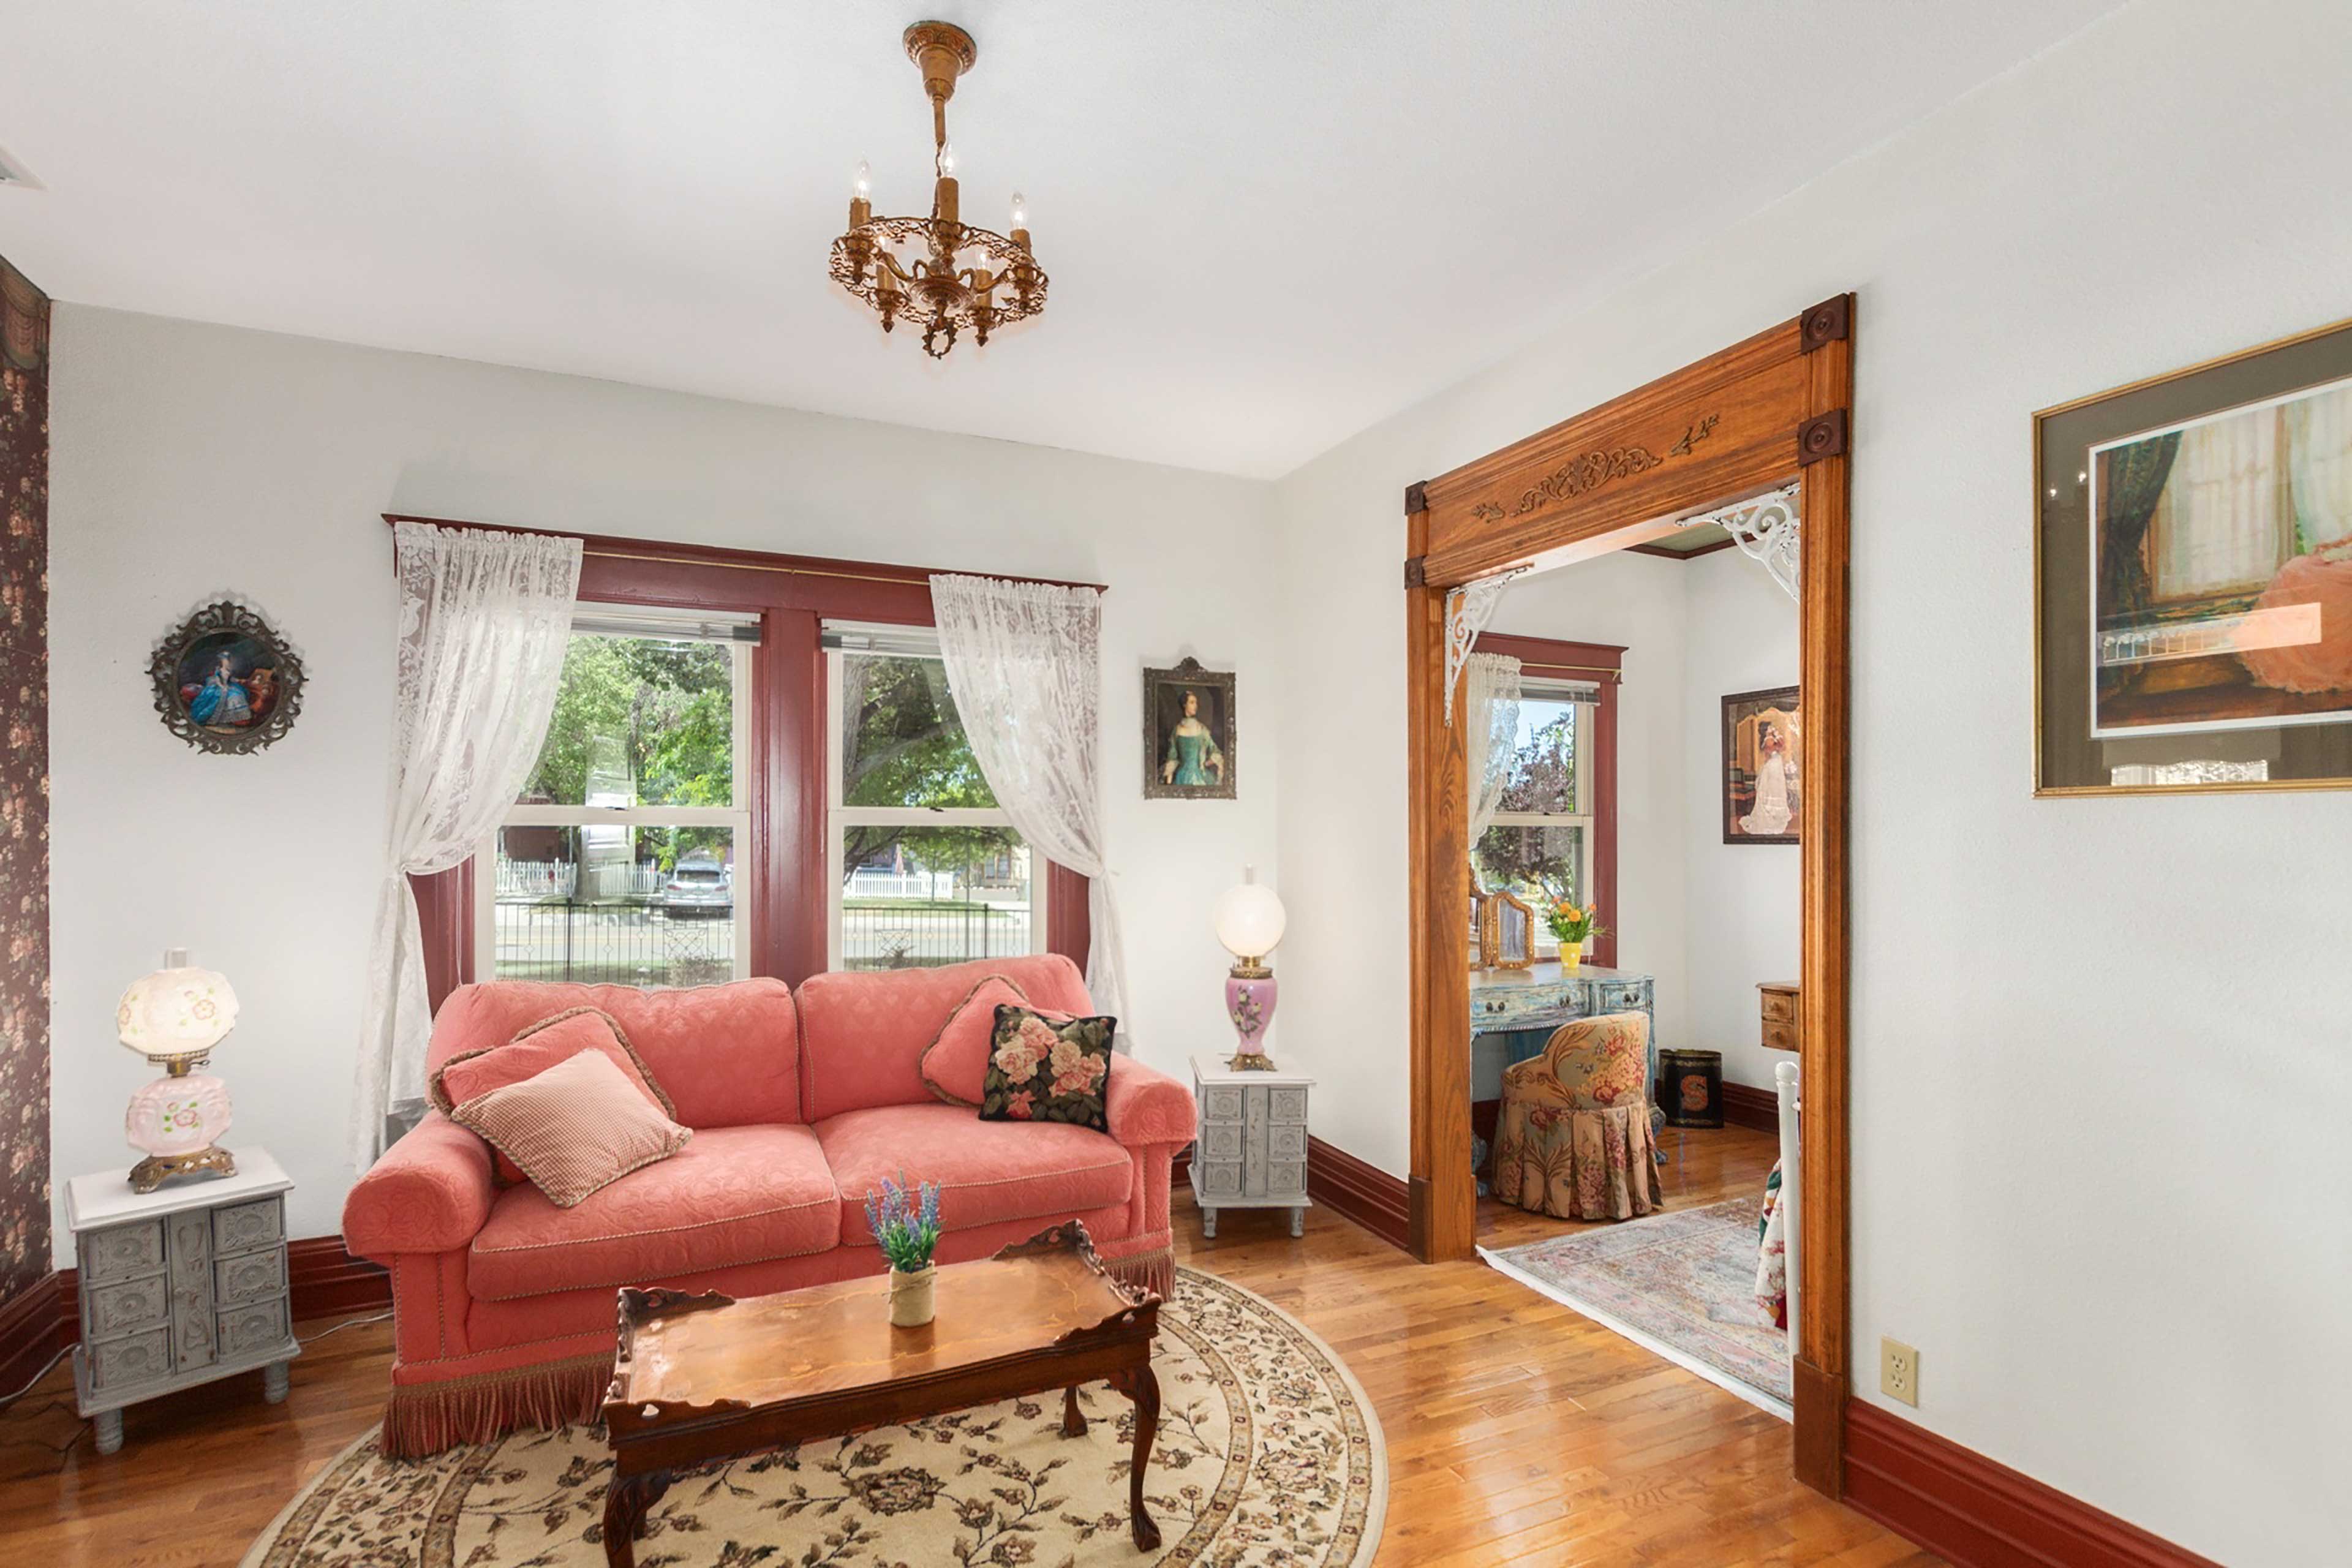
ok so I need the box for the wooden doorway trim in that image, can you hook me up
[1402,294,1854,1496]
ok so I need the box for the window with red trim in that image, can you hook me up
[1470,633,1622,968]
[402,519,1091,1007]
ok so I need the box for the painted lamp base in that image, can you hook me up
[1224,971,1279,1071]
[126,1068,236,1193]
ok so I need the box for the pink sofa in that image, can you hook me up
[342,954,1193,1456]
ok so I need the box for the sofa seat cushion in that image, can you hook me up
[818,1104,1133,1246]
[467,1125,838,1301]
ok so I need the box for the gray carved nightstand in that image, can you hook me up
[64,1145,300,1454]
[1189,1055,1313,1239]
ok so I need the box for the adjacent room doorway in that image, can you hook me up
[1398,296,1856,1496]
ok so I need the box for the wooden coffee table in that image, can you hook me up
[598,1222,1164,1567]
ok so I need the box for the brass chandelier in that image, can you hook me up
[829,21,1046,360]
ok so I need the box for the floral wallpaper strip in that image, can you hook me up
[0,255,50,1311]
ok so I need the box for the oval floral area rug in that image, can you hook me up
[244,1268,1385,1567]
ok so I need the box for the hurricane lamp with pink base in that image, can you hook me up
[116,949,241,1194]
[1212,867,1287,1072]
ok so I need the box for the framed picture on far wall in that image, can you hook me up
[2037,317,2352,795]
[1721,686,1800,843]
[1142,656,1236,799]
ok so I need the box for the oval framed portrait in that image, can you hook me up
[148,601,304,755]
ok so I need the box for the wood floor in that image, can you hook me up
[0,1125,1936,1566]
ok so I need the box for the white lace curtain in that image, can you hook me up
[930,573,1131,1029]
[1466,652,1523,851]
[351,522,582,1168]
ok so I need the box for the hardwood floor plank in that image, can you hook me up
[0,1128,1931,1566]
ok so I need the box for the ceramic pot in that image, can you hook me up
[1558,940,1583,973]
[889,1263,937,1327]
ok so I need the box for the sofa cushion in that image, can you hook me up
[797,954,1093,1121]
[450,1049,693,1208]
[428,978,801,1129]
[466,1124,838,1300]
[919,974,1041,1108]
[818,1103,1133,1245]
[980,1007,1115,1130]
[432,1007,677,1183]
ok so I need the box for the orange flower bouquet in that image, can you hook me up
[1544,895,1605,971]
[1544,897,1605,946]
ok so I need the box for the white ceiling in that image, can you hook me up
[0,1,2120,478]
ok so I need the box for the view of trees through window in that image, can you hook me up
[834,650,1035,970]
[489,629,747,987]
[1474,695,1591,921]
[524,635,735,868]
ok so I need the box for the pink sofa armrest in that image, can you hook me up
[342,1112,497,1261]
[1105,1054,1195,1148]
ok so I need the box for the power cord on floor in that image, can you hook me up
[299,1309,393,1344]
[0,1346,69,1412]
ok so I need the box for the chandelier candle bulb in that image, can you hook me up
[933,173,959,227]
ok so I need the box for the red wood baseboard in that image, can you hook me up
[287,1235,394,1316]
[1170,1139,1412,1254]
[0,1274,75,1399]
[1720,1080,1779,1134]
[0,1237,393,1395]
[1844,1401,2225,1568]
[1307,1136,1412,1253]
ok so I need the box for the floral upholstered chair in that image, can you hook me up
[1491,1011,1664,1221]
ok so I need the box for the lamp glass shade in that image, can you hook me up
[1213,882,1287,960]
[116,967,239,1059]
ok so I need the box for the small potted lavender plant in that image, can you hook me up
[865,1175,943,1327]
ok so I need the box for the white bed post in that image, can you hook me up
[1774,1058,1802,1359]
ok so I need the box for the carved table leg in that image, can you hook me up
[1117,1365,1162,1551]
[1290,1205,1306,1238]
[1200,1206,1217,1238]
[263,1361,291,1404]
[92,1408,123,1456]
[1062,1384,1087,1437]
[601,1470,670,1568]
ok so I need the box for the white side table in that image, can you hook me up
[1188,1055,1314,1239]
[64,1145,300,1454]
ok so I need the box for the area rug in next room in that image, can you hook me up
[1482,1197,1792,1415]
[242,1268,1384,1567]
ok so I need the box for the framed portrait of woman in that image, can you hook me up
[1142,657,1236,799]
[149,600,304,755]
[1722,686,1800,843]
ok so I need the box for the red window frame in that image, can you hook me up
[1468,633,1623,969]
[393,517,1096,1006]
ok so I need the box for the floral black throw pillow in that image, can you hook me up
[979,1005,1117,1130]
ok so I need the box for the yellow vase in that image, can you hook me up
[1559,940,1583,973]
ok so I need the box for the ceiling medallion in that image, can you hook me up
[829,21,1047,360]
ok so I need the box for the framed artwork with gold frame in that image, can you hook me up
[2036,317,2352,795]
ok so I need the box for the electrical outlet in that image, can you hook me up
[1880,1337,1919,1406]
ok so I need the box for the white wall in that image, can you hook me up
[47,305,1280,1251]
[1681,550,1800,1091]
[1270,0,2352,1559]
